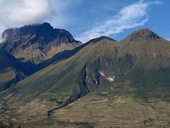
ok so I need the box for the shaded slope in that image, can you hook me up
[0,49,33,90]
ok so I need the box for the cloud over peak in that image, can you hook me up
[0,0,76,31]
[0,0,54,28]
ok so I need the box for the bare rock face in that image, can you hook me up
[1,22,81,64]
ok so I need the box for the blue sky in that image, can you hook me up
[0,0,169,42]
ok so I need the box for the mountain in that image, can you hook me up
[123,28,161,42]
[0,22,81,64]
[0,28,170,128]
[0,49,33,90]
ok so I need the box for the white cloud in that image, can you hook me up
[0,0,52,27]
[0,0,74,31]
[76,0,162,42]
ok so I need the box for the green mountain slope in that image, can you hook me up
[0,28,170,128]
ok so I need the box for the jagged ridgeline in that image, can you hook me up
[0,26,170,128]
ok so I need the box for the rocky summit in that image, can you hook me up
[0,22,81,64]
